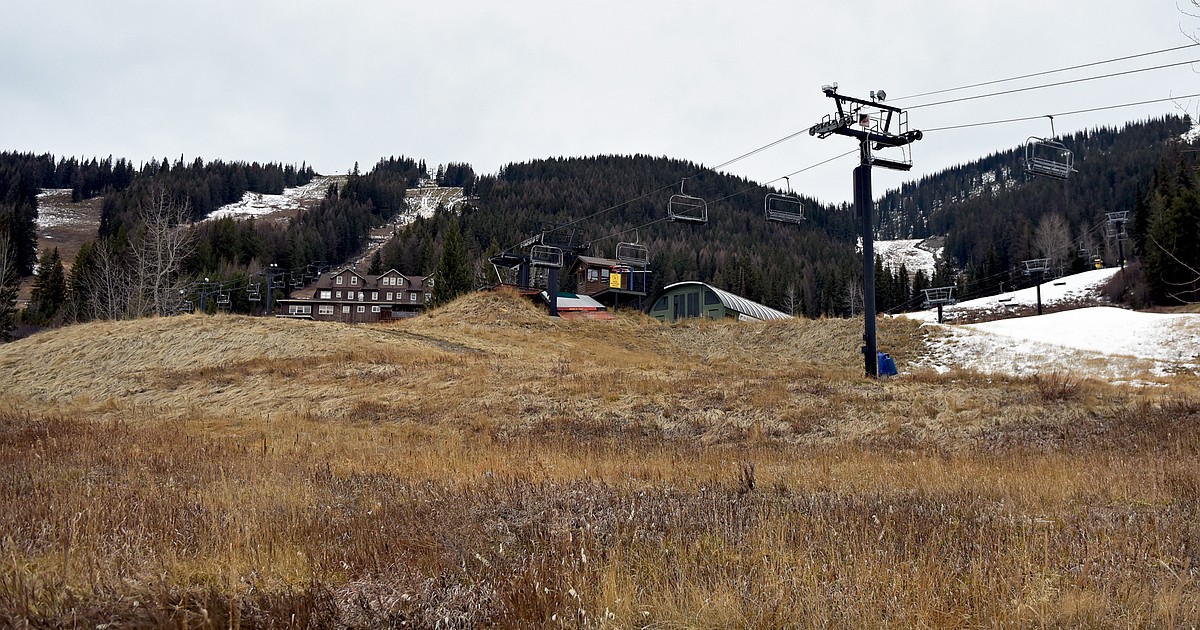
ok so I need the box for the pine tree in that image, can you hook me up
[431,219,471,307]
[368,249,383,275]
[26,247,66,325]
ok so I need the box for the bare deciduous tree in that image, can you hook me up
[1034,213,1073,271]
[782,282,801,316]
[129,191,196,317]
[0,229,19,341]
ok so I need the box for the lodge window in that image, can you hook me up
[601,269,610,281]
[336,276,343,285]
[357,305,365,313]
[350,276,358,285]
[704,289,720,306]
[342,305,350,313]
[335,290,342,299]
[371,292,378,300]
[587,269,598,282]
[386,292,393,300]
[410,293,417,301]
[289,305,311,315]
[371,306,380,313]
[318,305,333,315]
[320,290,331,299]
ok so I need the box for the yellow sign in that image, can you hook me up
[609,272,623,289]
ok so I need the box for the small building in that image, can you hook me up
[276,267,432,323]
[570,255,649,309]
[647,281,791,322]
[541,291,616,320]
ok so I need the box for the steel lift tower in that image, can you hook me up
[810,85,922,377]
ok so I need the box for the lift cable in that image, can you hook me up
[906,59,1200,110]
[585,148,859,246]
[891,42,1200,102]
[923,92,1200,133]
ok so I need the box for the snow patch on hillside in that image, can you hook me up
[205,176,342,221]
[898,267,1199,383]
[913,307,1200,382]
[904,267,1119,323]
[35,189,76,229]
[866,238,941,277]
[402,187,464,225]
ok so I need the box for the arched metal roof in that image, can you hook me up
[658,281,792,321]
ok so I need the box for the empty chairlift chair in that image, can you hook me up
[764,177,804,224]
[668,179,708,224]
[529,244,564,269]
[1023,116,1074,180]
[615,241,650,268]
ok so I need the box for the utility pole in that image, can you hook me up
[810,85,922,377]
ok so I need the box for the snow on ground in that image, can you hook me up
[913,307,1200,382]
[865,238,940,277]
[904,267,1120,323]
[901,268,1200,383]
[35,189,77,229]
[204,176,341,221]
[402,187,464,225]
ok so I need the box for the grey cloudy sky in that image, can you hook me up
[2,0,1196,204]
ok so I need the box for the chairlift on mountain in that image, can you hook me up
[668,179,708,224]
[764,176,805,224]
[615,231,650,268]
[530,243,564,269]
[247,283,261,302]
[1024,116,1075,180]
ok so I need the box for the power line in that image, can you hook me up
[906,59,1200,110]
[891,43,1200,102]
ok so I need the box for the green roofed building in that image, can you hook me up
[647,281,791,322]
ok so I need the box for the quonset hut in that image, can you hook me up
[647,281,791,322]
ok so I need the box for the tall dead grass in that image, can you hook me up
[1,291,1198,626]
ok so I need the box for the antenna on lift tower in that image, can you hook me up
[809,83,922,377]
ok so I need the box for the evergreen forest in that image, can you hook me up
[1,113,1197,339]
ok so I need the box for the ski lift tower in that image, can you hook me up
[810,85,922,377]
[1106,211,1128,269]
[1023,258,1052,315]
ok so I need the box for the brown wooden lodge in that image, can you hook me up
[276,267,432,323]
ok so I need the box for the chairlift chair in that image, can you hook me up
[1023,116,1074,180]
[667,179,708,224]
[764,177,805,224]
[216,293,231,308]
[1023,258,1051,274]
[529,244,564,269]
[921,286,956,309]
[615,241,650,268]
[247,285,261,302]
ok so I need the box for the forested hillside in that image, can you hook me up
[435,155,873,317]
[876,116,1193,301]
[2,113,1195,337]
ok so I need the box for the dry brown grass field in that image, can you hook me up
[2,290,1199,628]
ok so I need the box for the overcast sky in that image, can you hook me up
[2,0,1197,204]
